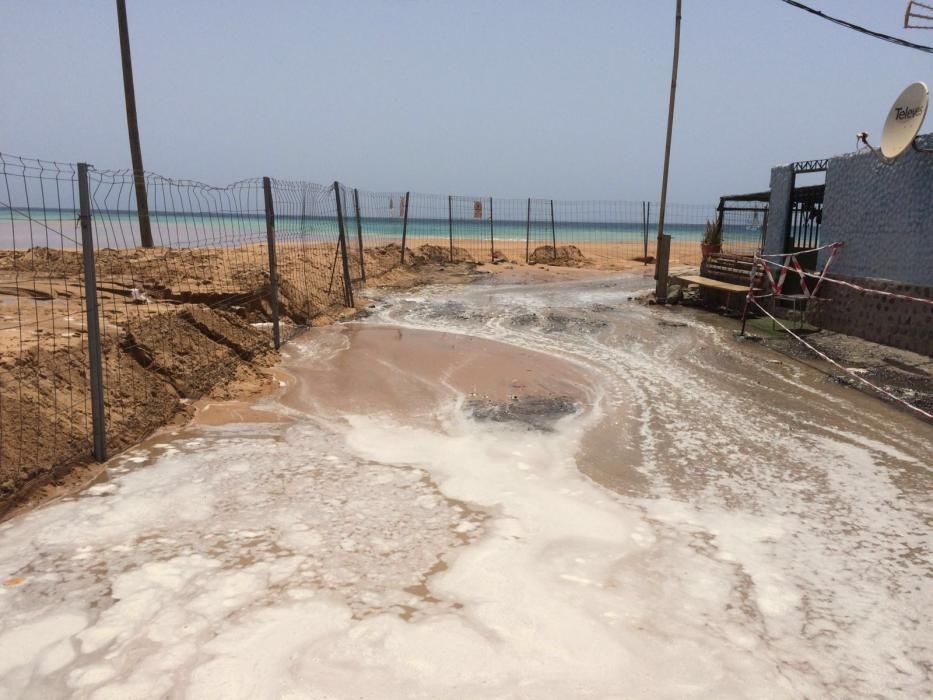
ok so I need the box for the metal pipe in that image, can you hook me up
[262,177,281,349]
[400,191,410,263]
[78,163,108,462]
[353,188,365,282]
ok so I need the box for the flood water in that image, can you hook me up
[1,269,931,699]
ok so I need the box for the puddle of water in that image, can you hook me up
[0,271,930,698]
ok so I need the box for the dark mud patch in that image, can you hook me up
[424,300,490,323]
[465,395,579,431]
[761,330,933,418]
[508,311,608,335]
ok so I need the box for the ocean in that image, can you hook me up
[0,208,764,250]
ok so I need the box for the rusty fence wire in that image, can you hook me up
[1,150,742,510]
[0,155,92,499]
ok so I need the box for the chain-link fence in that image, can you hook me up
[2,149,738,511]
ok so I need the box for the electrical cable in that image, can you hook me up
[777,0,933,53]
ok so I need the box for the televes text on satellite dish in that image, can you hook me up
[895,105,925,121]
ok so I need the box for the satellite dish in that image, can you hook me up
[880,81,929,159]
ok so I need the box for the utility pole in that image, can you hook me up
[116,0,154,248]
[654,0,682,302]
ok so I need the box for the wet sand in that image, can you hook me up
[280,324,594,426]
[0,268,930,698]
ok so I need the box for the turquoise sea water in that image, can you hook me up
[0,209,764,249]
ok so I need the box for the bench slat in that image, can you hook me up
[674,274,753,294]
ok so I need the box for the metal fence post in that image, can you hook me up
[526,197,531,263]
[353,188,365,283]
[333,182,355,308]
[400,191,411,263]
[448,195,454,262]
[262,177,281,349]
[489,196,494,262]
[78,163,107,462]
[642,201,648,265]
[549,199,557,261]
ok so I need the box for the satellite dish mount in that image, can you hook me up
[857,81,931,161]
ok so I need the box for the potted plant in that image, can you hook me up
[701,219,722,258]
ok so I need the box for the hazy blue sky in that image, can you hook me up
[1,1,930,202]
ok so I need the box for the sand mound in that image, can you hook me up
[408,244,475,265]
[528,245,588,267]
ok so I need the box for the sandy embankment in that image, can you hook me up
[0,242,480,516]
[0,235,684,515]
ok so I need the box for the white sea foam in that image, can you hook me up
[0,274,929,698]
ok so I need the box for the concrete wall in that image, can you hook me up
[808,274,933,356]
[818,132,933,286]
[762,165,794,257]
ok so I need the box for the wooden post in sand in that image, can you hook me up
[400,191,411,263]
[656,234,672,305]
[78,163,107,462]
[654,0,682,303]
[115,0,154,248]
[353,188,365,283]
[262,177,281,349]
[549,199,557,261]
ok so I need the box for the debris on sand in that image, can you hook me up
[527,245,589,267]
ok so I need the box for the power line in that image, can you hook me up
[777,0,933,53]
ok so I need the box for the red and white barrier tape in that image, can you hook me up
[756,242,842,298]
[755,258,933,306]
[757,242,840,258]
[750,299,933,420]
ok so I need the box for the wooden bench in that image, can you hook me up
[673,254,762,310]
[673,274,750,294]
[701,254,762,288]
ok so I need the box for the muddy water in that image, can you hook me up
[0,270,931,699]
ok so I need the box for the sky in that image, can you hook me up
[1,0,930,203]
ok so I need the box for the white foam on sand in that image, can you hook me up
[0,276,930,698]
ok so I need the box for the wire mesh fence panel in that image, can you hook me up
[86,168,279,455]
[449,195,494,263]
[273,180,346,327]
[0,154,94,494]
[486,197,527,263]
[720,205,767,257]
[396,192,451,264]
[526,198,558,264]
[649,201,717,266]
[1,146,750,507]
[549,199,650,268]
[354,189,407,254]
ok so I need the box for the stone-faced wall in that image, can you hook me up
[763,165,794,257]
[818,133,933,287]
[808,275,932,356]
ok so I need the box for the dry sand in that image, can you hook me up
[0,242,476,515]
